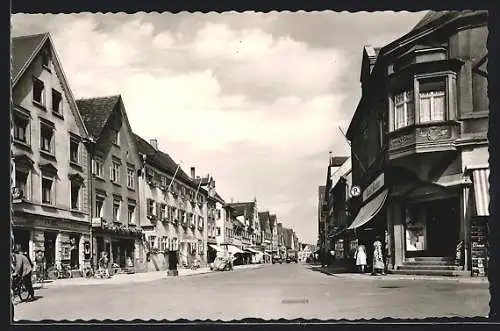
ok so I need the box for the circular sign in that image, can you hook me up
[350,185,361,197]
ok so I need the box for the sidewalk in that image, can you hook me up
[312,266,489,284]
[36,264,264,289]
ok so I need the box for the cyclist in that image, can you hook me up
[12,247,35,301]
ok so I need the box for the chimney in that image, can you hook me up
[150,139,158,150]
[190,167,195,179]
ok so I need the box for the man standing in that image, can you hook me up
[12,247,35,301]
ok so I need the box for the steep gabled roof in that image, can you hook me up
[76,95,121,139]
[12,32,89,138]
[226,201,256,220]
[330,156,349,167]
[411,11,454,32]
[269,214,277,229]
[134,134,194,187]
[258,211,271,231]
[11,32,47,82]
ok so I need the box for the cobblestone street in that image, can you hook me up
[15,263,489,321]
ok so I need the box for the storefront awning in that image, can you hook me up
[227,245,244,255]
[347,189,389,230]
[209,244,225,253]
[245,247,261,254]
[471,168,490,216]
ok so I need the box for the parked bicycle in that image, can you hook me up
[32,264,46,288]
[46,264,72,280]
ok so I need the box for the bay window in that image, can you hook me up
[389,73,454,132]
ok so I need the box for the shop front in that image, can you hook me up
[91,220,143,273]
[12,213,90,274]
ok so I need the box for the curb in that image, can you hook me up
[38,264,264,289]
[315,268,488,284]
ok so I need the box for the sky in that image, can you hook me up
[12,11,427,244]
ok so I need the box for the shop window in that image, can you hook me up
[40,121,54,154]
[70,138,80,164]
[113,200,121,222]
[13,113,30,145]
[128,203,136,224]
[404,205,427,252]
[32,77,46,107]
[95,196,104,218]
[41,176,54,205]
[52,89,63,115]
[70,180,81,210]
[127,167,135,189]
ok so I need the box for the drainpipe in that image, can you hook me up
[84,138,96,270]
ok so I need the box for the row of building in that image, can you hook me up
[318,10,490,277]
[10,31,301,275]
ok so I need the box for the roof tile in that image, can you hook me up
[76,95,121,138]
[11,33,47,82]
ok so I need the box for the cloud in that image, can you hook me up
[11,12,425,243]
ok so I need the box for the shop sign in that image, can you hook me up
[363,173,385,202]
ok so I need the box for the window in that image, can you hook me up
[127,167,135,189]
[52,89,62,114]
[198,240,203,254]
[217,209,221,219]
[41,49,50,67]
[128,204,136,224]
[15,169,29,200]
[216,227,221,236]
[160,175,167,188]
[92,158,104,178]
[70,139,79,164]
[113,200,120,222]
[95,196,104,218]
[42,177,54,205]
[13,114,29,144]
[158,204,166,220]
[198,216,204,228]
[40,122,54,154]
[112,131,120,146]
[171,207,177,220]
[110,161,120,183]
[148,235,156,249]
[419,78,446,123]
[70,181,80,210]
[147,199,155,216]
[393,91,414,130]
[159,236,168,251]
[32,77,46,106]
[172,237,178,250]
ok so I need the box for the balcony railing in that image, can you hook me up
[387,121,460,160]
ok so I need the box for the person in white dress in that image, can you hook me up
[354,245,367,273]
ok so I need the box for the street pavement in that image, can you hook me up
[14,263,489,321]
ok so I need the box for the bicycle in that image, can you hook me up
[11,276,29,303]
[46,264,72,280]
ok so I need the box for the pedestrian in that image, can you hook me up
[372,237,385,276]
[354,244,367,273]
[98,251,110,278]
[12,246,35,301]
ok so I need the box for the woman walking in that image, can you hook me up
[354,244,367,273]
[372,238,386,275]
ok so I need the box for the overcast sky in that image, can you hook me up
[12,11,427,244]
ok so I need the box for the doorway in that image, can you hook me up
[69,234,80,269]
[44,231,57,267]
[426,197,460,257]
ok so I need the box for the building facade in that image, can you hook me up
[317,186,327,253]
[346,10,489,276]
[11,32,91,273]
[76,95,143,273]
[134,136,208,271]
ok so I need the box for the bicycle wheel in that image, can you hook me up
[46,267,58,280]
[18,284,29,302]
[64,269,72,279]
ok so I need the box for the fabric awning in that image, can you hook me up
[347,189,389,230]
[227,245,244,255]
[209,244,225,253]
[245,247,261,254]
[472,168,490,216]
